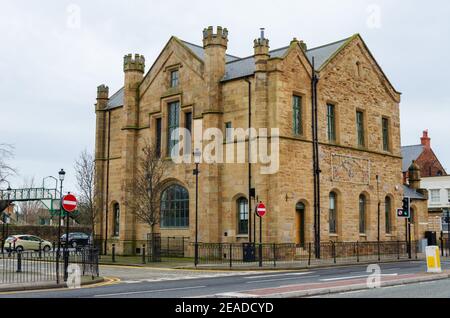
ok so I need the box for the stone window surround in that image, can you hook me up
[164,63,183,90]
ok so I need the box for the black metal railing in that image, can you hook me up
[195,241,419,268]
[0,247,99,285]
[146,235,189,260]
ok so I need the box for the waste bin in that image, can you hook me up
[243,243,256,262]
[425,231,437,246]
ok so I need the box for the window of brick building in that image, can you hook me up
[327,104,336,142]
[430,189,440,204]
[161,184,189,228]
[113,203,120,237]
[293,95,303,136]
[329,192,337,234]
[359,194,366,234]
[382,117,390,151]
[237,197,249,235]
[156,118,162,157]
[170,70,179,88]
[167,101,180,156]
[356,110,365,147]
[385,196,392,234]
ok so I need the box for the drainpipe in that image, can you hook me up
[104,111,111,255]
[244,77,253,244]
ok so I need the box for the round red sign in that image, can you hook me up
[62,194,77,213]
[256,202,266,218]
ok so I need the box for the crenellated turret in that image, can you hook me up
[123,54,145,73]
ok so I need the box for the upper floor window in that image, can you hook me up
[382,117,390,151]
[356,110,365,147]
[430,189,440,204]
[156,118,162,158]
[167,101,180,156]
[170,70,179,88]
[327,104,336,142]
[293,95,303,136]
[237,197,249,235]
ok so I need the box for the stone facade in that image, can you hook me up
[94,26,429,255]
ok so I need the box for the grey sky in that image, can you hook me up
[1,0,449,192]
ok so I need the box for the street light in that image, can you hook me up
[56,169,65,284]
[193,148,201,267]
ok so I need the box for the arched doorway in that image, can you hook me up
[296,202,306,247]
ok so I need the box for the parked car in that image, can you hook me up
[5,235,52,252]
[60,232,90,248]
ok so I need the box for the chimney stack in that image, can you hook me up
[421,130,431,149]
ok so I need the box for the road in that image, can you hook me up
[0,260,447,298]
[322,278,450,298]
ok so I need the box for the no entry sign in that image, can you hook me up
[256,202,266,218]
[62,194,77,213]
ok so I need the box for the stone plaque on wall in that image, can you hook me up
[331,153,371,185]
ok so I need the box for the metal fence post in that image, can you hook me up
[377,241,381,261]
[142,244,146,264]
[258,243,263,268]
[39,242,42,259]
[229,244,232,268]
[112,244,116,263]
[356,242,359,263]
[1,239,3,255]
[8,243,11,257]
[273,243,276,268]
[308,242,311,266]
[333,242,336,264]
[397,240,400,260]
[16,252,22,273]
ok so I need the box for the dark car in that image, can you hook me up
[60,232,90,248]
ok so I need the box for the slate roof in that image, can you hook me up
[106,36,351,109]
[401,145,424,172]
[403,185,426,200]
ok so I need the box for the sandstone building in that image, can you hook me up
[94,26,429,255]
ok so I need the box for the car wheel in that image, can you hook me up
[71,241,77,248]
[43,245,51,253]
[15,246,24,252]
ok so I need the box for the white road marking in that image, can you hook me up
[94,286,206,297]
[320,274,398,282]
[244,272,314,279]
[246,275,320,284]
[213,292,258,298]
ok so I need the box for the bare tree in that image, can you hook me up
[131,142,167,235]
[74,150,97,236]
[0,144,16,184]
[19,177,43,225]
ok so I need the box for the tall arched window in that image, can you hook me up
[329,192,337,234]
[385,196,392,234]
[113,203,120,237]
[161,184,189,228]
[237,197,249,235]
[359,194,366,234]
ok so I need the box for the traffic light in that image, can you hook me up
[399,197,410,218]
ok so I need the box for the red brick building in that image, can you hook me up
[402,130,447,183]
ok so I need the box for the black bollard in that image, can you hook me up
[112,244,116,263]
[39,242,42,259]
[142,244,146,264]
[16,252,22,273]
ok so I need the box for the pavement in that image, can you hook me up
[0,260,448,298]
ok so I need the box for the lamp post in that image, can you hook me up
[193,148,201,267]
[56,169,65,284]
